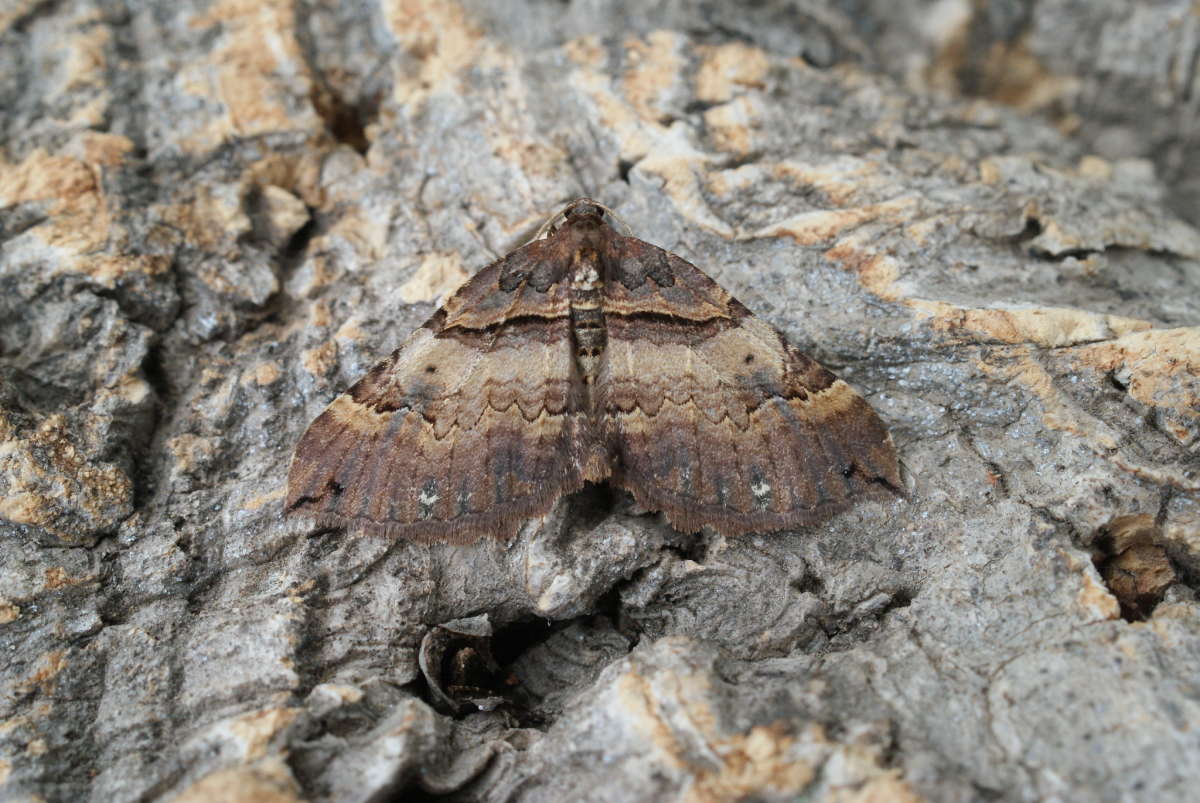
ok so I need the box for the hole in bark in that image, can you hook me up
[793,572,825,596]
[984,461,1009,497]
[490,618,557,667]
[311,87,373,154]
[565,482,617,532]
[881,588,913,614]
[284,215,318,258]
[1015,215,1042,243]
[617,159,635,182]
[276,214,319,290]
[682,99,721,115]
[1092,514,1175,621]
[418,590,632,726]
[418,621,520,719]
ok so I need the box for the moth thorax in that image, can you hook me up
[569,261,606,383]
[571,263,602,292]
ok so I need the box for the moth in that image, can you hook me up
[286,199,901,542]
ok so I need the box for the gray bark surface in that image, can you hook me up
[1,2,1198,802]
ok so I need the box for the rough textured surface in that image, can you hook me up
[1,2,1197,802]
[854,0,1200,228]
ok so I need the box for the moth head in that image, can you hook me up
[563,199,607,222]
[534,198,630,240]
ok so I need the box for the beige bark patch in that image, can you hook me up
[564,34,607,69]
[751,198,919,246]
[167,433,218,475]
[225,708,301,762]
[160,184,251,254]
[182,0,316,152]
[0,413,134,542]
[1077,155,1114,180]
[67,131,135,166]
[704,95,763,156]
[0,139,141,287]
[0,148,103,214]
[87,254,173,286]
[0,599,20,625]
[172,757,303,803]
[334,315,367,342]
[247,151,329,208]
[1071,328,1200,417]
[17,650,69,697]
[62,21,110,90]
[43,566,94,591]
[256,185,310,249]
[572,57,659,163]
[695,42,769,103]
[251,361,283,386]
[912,302,1152,348]
[685,723,819,802]
[1077,569,1122,622]
[823,240,905,302]
[243,487,285,512]
[773,158,910,207]
[399,252,470,304]
[976,354,1120,450]
[302,341,340,378]
[383,0,484,108]
[621,31,687,123]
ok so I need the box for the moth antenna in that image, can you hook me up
[896,453,918,499]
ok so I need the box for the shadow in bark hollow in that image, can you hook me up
[417,590,631,727]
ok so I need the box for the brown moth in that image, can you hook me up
[285,199,901,542]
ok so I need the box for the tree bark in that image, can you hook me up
[1,2,1198,801]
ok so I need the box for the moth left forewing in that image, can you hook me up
[600,244,900,536]
[285,244,590,542]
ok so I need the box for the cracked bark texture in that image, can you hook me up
[1,2,1198,802]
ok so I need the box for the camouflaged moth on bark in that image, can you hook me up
[285,199,901,542]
